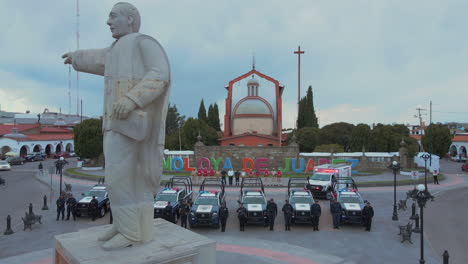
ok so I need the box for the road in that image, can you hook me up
[0,158,466,263]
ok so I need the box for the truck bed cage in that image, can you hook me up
[165,176,193,192]
[287,177,310,196]
[199,177,225,197]
[240,177,264,194]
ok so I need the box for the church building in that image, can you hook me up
[220,65,284,147]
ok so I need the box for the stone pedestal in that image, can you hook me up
[54,218,216,264]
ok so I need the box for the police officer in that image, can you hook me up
[89,195,99,221]
[282,199,293,231]
[311,200,321,231]
[234,170,241,186]
[362,201,374,232]
[165,201,175,223]
[266,198,278,231]
[219,202,229,232]
[179,201,190,229]
[330,199,342,229]
[236,203,247,231]
[66,194,77,221]
[221,169,227,184]
[56,195,66,221]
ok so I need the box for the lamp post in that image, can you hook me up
[388,161,401,221]
[55,157,68,195]
[421,153,431,189]
[408,184,434,264]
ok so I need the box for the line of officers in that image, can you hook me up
[55,194,100,221]
[160,198,325,232]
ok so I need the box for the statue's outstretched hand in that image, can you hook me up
[62,52,73,64]
[112,97,137,120]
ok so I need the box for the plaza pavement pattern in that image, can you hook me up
[0,159,467,264]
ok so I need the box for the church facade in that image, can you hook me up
[220,67,284,147]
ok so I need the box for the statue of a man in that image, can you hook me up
[62,2,170,250]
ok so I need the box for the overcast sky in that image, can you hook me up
[1,0,467,129]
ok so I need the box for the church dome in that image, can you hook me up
[235,98,271,115]
[247,77,259,86]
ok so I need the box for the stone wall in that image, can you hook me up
[194,145,300,170]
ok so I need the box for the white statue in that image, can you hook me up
[62,2,170,250]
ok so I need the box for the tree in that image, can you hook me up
[369,124,399,152]
[297,86,318,129]
[318,122,355,151]
[403,136,420,157]
[165,103,185,136]
[349,123,371,152]
[296,127,319,152]
[181,118,219,150]
[421,124,453,157]
[213,103,221,131]
[207,104,214,127]
[314,144,344,153]
[197,99,207,122]
[73,119,103,160]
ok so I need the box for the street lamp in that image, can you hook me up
[55,157,68,195]
[388,160,401,221]
[421,153,431,189]
[408,184,434,264]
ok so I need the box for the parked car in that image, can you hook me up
[54,152,70,159]
[24,153,45,162]
[462,163,468,172]
[6,156,25,165]
[69,152,77,157]
[0,160,11,171]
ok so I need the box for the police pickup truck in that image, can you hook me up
[189,177,225,228]
[76,185,110,218]
[307,164,352,200]
[154,176,193,219]
[287,178,315,224]
[332,189,365,225]
[239,177,268,225]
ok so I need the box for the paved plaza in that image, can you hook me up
[0,159,467,264]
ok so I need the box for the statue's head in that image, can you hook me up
[107,2,141,39]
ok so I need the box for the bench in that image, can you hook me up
[398,222,413,244]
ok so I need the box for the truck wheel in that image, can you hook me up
[99,207,106,217]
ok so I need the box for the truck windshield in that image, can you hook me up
[155,194,177,203]
[290,196,313,204]
[242,196,265,204]
[338,196,362,204]
[194,197,219,206]
[311,173,331,181]
[86,190,106,198]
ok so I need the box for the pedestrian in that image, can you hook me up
[311,200,322,231]
[38,162,43,175]
[228,169,234,186]
[89,195,99,221]
[248,170,254,178]
[362,201,374,231]
[282,199,293,231]
[219,202,229,232]
[56,195,66,221]
[276,169,282,185]
[165,201,175,223]
[271,168,277,186]
[266,198,278,231]
[236,203,247,231]
[433,170,440,185]
[330,199,342,229]
[221,169,227,184]
[234,170,240,186]
[179,201,190,229]
[66,194,77,221]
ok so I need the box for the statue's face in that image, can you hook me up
[107,6,133,39]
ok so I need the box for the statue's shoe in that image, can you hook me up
[101,234,134,251]
[98,227,118,242]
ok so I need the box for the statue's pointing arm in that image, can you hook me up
[71,48,109,76]
[125,39,169,108]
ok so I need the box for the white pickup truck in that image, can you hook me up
[307,164,352,199]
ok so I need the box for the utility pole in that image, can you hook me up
[76,0,80,116]
[429,101,433,166]
[294,46,305,129]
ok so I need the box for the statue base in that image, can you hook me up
[54,218,216,264]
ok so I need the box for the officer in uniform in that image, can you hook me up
[219,202,229,232]
[56,195,66,221]
[165,201,175,223]
[221,169,227,184]
[66,194,77,221]
[282,199,293,231]
[330,199,342,229]
[234,170,240,186]
[236,203,247,231]
[89,195,99,221]
[311,200,321,231]
[266,198,278,231]
[362,201,374,231]
[179,200,190,229]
